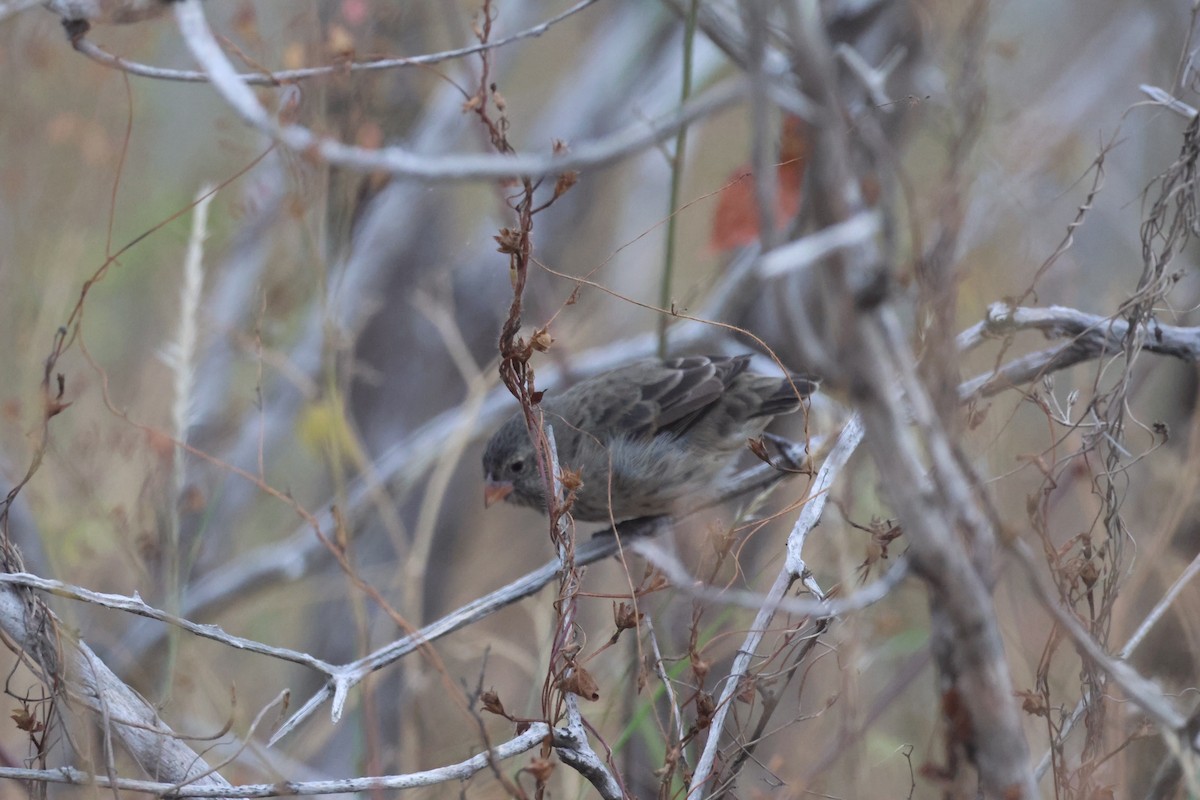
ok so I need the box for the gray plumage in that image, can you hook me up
[481,354,814,522]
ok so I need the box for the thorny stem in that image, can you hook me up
[469,4,583,795]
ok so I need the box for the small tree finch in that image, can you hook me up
[482,355,814,522]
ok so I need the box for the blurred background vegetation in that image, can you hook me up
[1,0,1199,797]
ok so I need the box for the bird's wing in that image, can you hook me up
[748,372,818,419]
[582,355,749,440]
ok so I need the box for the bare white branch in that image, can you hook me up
[1140,83,1199,119]
[756,212,882,279]
[553,694,623,800]
[0,573,335,674]
[171,0,742,182]
[958,302,1200,399]
[71,1,600,83]
[0,722,549,797]
[836,42,907,108]
[0,587,233,795]
[43,0,163,24]
[633,536,907,617]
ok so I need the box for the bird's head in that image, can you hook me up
[481,417,545,511]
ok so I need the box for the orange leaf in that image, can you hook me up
[710,115,810,252]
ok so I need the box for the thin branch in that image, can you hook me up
[633,537,908,617]
[0,573,335,674]
[836,42,907,108]
[958,303,1200,399]
[1010,539,1186,731]
[958,302,1200,359]
[0,587,233,795]
[644,617,688,760]
[687,416,863,796]
[756,211,882,278]
[1141,83,1199,119]
[270,452,808,744]
[657,0,700,358]
[71,0,600,83]
[740,0,780,252]
[1034,551,1200,779]
[172,0,742,182]
[553,694,624,800]
[0,723,549,797]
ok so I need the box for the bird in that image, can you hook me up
[481,354,815,522]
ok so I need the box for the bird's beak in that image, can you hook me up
[483,477,515,508]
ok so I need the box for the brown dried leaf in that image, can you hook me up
[494,227,522,255]
[695,692,715,729]
[613,601,643,631]
[1015,689,1047,718]
[747,436,772,465]
[481,689,506,717]
[559,667,600,701]
[1079,560,1099,589]
[10,708,39,733]
[553,170,579,199]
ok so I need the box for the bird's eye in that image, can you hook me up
[511,459,525,474]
